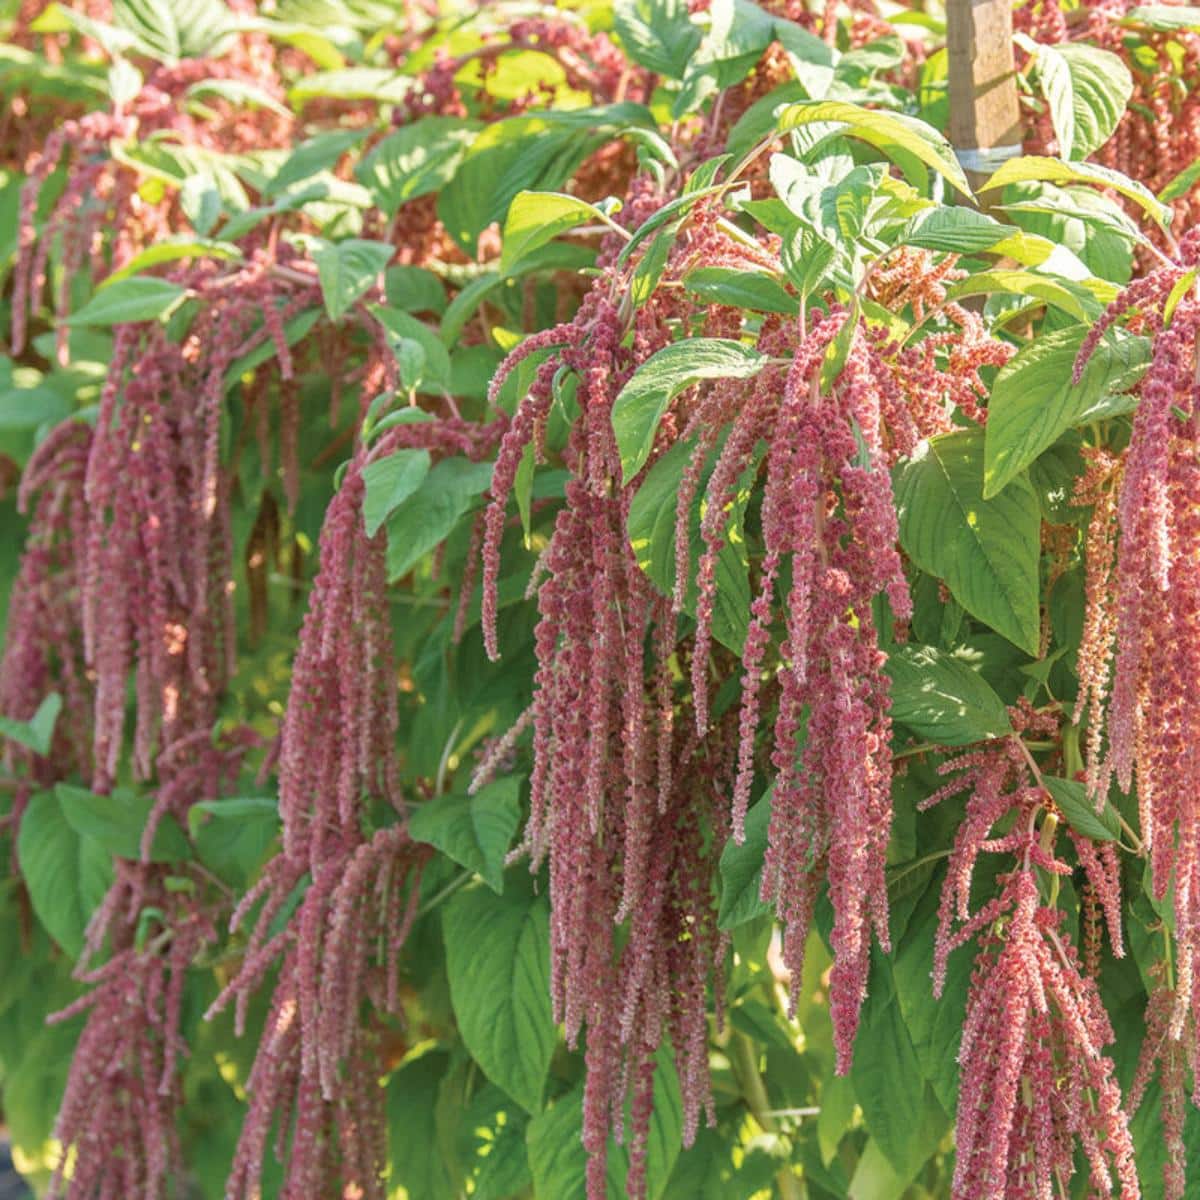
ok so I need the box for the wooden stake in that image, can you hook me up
[946,0,1022,194]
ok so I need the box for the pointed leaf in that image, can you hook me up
[985,325,1150,497]
[778,100,972,197]
[312,238,393,322]
[408,777,523,894]
[65,276,187,325]
[0,693,62,757]
[612,339,765,483]
[17,791,114,957]
[896,428,1041,655]
[443,880,555,1113]
[886,645,1013,746]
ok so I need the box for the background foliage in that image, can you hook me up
[2,0,1200,1198]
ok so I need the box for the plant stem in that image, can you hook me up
[730,1032,802,1200]
[416,870,471,918]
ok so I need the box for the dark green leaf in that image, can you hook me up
[683,266,797,313]
[187,797,279,886]
[17,791,114,957]
[896,428,1041,655]
[0,692,62,756]
[313,238,393,322]
[356,118,478,216]
[409,777,522,894]
[886,644,1013,746]
[57,782,191,863]
[718,790,773,929]
[1160,155,1200,203]
[1043,775,1122,843]
[388,1050,462,1200]
[443,881,555,1114]
[265,130,369,199]
[850,951,948,1177]
[527,1049,681,1199]
[362,448,433,538]
[626,435,752,654]
[385,458,493,580]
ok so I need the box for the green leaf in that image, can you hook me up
[355,118,478,217]
[289,68,413,106]
[943,269,1097,322]
[4,1021,80,1161]
[388,1050,462,1200]
[718,790,773,929]
[457,1084,533,1200]
[780,221,837,299]
[527,1050,682,1199]
[438,105,653,253]
[113,0,231,60]
[500,190,616,277]
[185,77,290,117]
[312,238,393,322]
[886,645,1013,746]
[385,265,447,315]
[1164,268,1198,328]
[1159,155,1200,203]
[0,693,62,756]
[682,266,797,313]
[981,156,1172,230]
[223,308,320,388]
[1119,5,1200,31]
[1043,775,1122,843]
[985,325,1151,497]
[895,428,1041,656]
[370,305,452,389]
[385,458,493,580]
[65,276,187,325]
[612,0,701,78]
[57,782,192,863]
[630,230,673,308]
[187,797,278,886]
[443,880,555,1114]
[891,872,970,1114]
[1025,40,1132,160]
[778,100,972,197]
[850,951,948,1177]
[409,777,523,894]
[362,448,432,538]
[17,791,114,957]
[612,339,765,483]
[101,237,242,286]
[627,435,752,654]
[440,271,502,345]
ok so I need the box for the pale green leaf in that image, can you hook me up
[612,339,765,483]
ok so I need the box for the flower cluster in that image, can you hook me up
[44,731,250,1200]
[206,447,427,1200]
[1075,231,1200,1030]
[923,706,1137,1199]
[0,420,94,807]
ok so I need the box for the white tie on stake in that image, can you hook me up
[953,144,1024,177]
